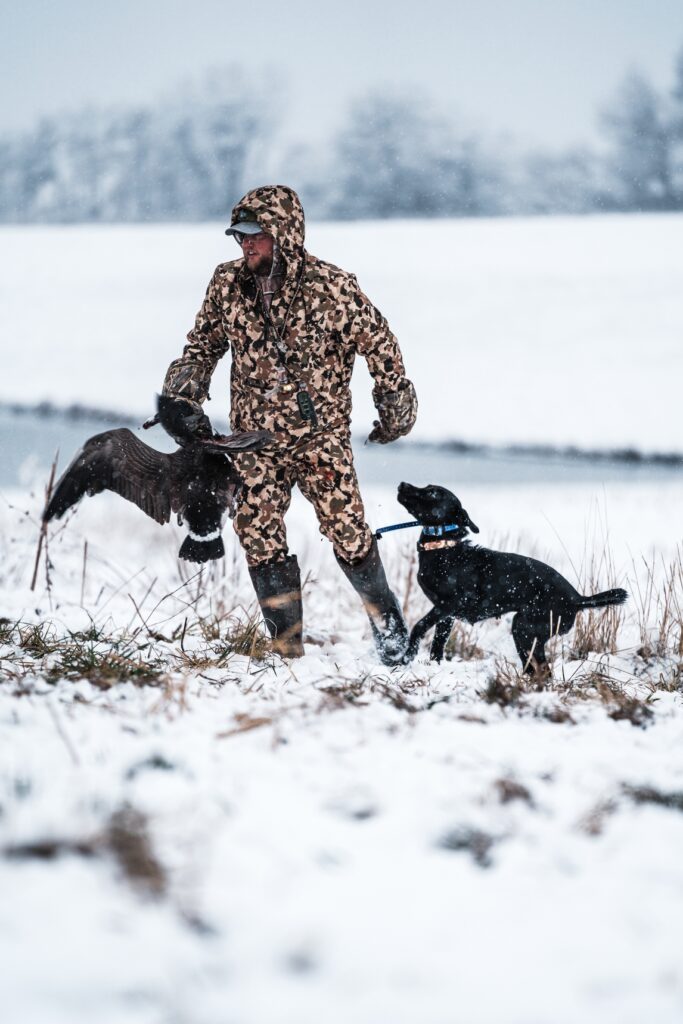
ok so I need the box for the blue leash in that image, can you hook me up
[374,520,460,540]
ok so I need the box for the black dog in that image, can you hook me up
[397,482,628,671]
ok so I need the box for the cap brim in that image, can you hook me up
[225,221,263,236]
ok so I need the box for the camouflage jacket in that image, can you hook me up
[162,185,417,447]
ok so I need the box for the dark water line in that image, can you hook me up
[1,404,681,490]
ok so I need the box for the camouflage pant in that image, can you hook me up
[233,431,373,566]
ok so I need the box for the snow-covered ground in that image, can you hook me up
[2,473,683,1024]
[1,215,683,1022]
[1,213,682,450]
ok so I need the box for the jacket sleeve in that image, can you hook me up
[349,277,418,440]
[162,268,229,405]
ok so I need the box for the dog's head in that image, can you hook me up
[397,482,479,535]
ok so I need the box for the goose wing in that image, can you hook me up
[44,428,176,525]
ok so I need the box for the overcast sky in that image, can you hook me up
[3,0,682,150]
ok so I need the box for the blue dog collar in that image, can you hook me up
[423,523,460,537]
[375,521,460,540]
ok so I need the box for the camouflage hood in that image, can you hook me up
[231,185,306,259]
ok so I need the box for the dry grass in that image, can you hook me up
[444,620,485,661]
[567,545,625,658]
[0,608,276,691]
[632,550,683,661]
[571,673,655,728]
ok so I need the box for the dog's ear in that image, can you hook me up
[465,511,479,534]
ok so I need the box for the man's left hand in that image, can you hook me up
[367,380,418,444]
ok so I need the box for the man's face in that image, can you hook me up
[238,231,274,275]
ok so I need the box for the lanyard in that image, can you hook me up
[255,255,306,382]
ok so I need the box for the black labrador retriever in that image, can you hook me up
[397,482,627,671]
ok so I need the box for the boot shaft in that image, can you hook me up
[249,555,304,658]
[336,540,409,665]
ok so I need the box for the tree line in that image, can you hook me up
[1,51,682,223]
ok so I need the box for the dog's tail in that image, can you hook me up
[577,588,628,610]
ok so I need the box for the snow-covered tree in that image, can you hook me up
[601,70,680,211]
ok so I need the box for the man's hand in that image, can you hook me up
[367,380,418,445]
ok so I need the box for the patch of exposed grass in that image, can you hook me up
[622,784,683,812]
[478,659,540,707]
[444,621,485,662]
[1,619,167,688]
[577,676,655,728]
[194,612,274,664]
[578,799,618,836]
[437,826,498,867]
[2,805,166,898]
[570,605,624,658]
[493,778,534,806]
[632,551,683,662]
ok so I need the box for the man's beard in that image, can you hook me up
[248,253,273,276]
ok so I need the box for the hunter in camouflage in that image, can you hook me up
[162,185,417,661]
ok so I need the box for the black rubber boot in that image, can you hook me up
[248,555,304,658]
[336,539,409,666]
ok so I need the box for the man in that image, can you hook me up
[162,185,417,662]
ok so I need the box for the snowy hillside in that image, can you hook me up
[1,213,682,450]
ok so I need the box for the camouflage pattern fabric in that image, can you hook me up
[368,379,419,444]
[232,429,372,566]
[162,184,416,564]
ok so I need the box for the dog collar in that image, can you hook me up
[419,537,463,552]
[374,521,461,540]
[423,523,460,537]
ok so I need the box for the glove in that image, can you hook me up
[367,379,418,444]
[157,395,214,446]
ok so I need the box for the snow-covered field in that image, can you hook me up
[1,215,683,1023]
[1,213,682,450]
[2,473,683,1023]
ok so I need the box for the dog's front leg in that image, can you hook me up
[405,607,442,662]
[430,615,455,662]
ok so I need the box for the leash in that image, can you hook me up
[374,521,461,540]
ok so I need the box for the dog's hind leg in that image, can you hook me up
[511,613,550,675]
[430,615,455,662]
[405,607,442,662]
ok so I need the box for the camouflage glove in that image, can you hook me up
[367,379,418,444]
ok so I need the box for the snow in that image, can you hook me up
[1,214,683,1022]
[2,473,683,1023]
[1,213,682,450]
